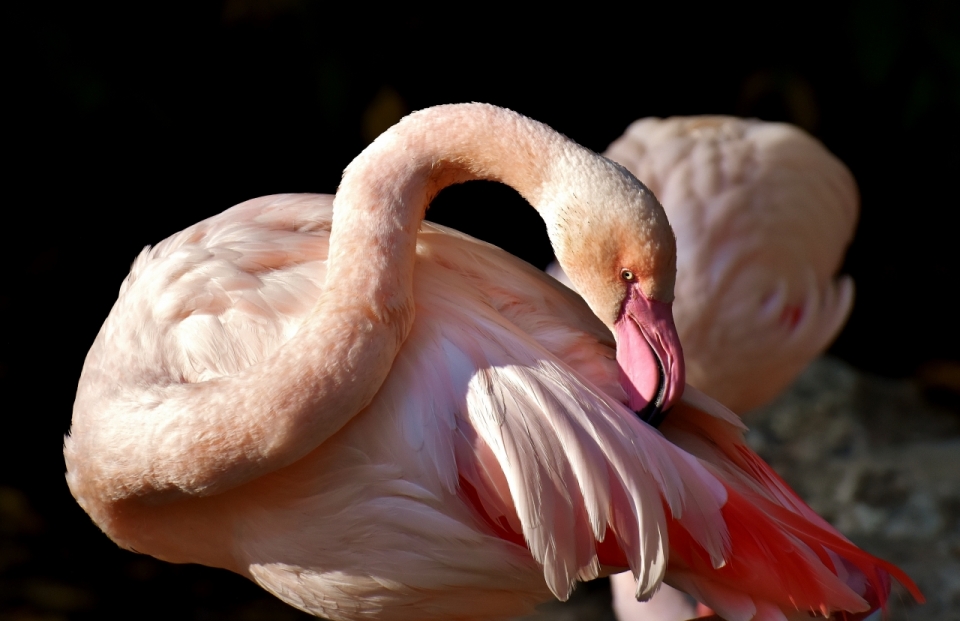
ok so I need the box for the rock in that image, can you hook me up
[744,357,960,621]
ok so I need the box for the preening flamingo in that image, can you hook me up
[64,104,917,621]
[552,115,858,413]
[549,116,860,620]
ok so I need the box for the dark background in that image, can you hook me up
[3,1,959,618]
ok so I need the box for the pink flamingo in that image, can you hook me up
[65,104,917,621]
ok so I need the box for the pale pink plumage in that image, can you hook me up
[64,105,915,621]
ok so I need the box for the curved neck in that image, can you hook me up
[277,105,577,466]
[68,105,585,509]
[325,104,563,317]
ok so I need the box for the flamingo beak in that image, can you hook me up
[614,286,685,427]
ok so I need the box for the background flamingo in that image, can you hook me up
[64,104,917,621]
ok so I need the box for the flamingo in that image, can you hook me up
[549,116,859,620]
[64,104,918,621]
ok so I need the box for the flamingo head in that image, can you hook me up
[545,156,685,426]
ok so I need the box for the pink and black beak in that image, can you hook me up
[615,285,685,427]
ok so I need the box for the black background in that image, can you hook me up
[3,1,959,618]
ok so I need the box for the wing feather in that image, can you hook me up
[404,289,731,599]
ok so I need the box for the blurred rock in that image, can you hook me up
[743,357,960,621]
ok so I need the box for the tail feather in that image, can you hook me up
[457,371,922,618]
[668,483,870,616]
[661,391,923,619]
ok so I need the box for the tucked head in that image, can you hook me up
[541,152,684,424]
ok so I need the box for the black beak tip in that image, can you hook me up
[633,342,669,428]
[634,402,667,428]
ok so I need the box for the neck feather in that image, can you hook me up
[325,103,572,313]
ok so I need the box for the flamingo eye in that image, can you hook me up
[620,269,635,282]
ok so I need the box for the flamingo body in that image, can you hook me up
[65,106,915,621]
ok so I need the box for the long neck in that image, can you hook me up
[67,105,579,512]
[325,104,561,318]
